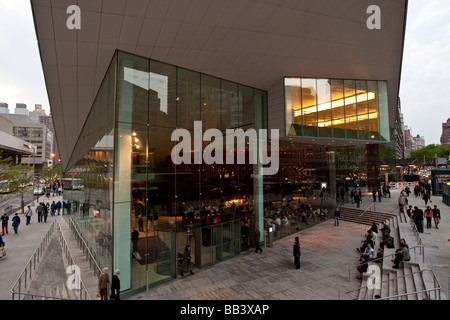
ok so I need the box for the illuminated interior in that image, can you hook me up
[285,78,389,141]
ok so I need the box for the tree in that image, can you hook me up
[0,152,13,201]
[411,144,450,160]
[7,164,33,215]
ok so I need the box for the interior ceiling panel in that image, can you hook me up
[31,0,407,170]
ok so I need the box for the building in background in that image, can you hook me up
[0,103,9,114]
[441,118,450,146]
[395,98,405,160]
[39,114,59,164]
[412,134,425,151]
[0,115,35,164]
[403,125,413,158]
[29,104,47,122]
[14,103,29,116]
[31,0,408,296]
[1,113,54,169]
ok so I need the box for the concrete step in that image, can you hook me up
[411,265,428,300]
[403,266,417,300]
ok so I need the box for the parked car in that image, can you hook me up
[34,188,45,195]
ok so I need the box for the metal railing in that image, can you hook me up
[10,220,58,300]
[57,221,92,300]
[339,267,441,300]
[67,217,103,278]
[360,202,377,216]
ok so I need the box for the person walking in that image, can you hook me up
[1,213,9,236]
[425,206,433,229]
[25,205,32,225]
[131,229,139,253]
[36,202,44,223]
[110,269,121,300]
[12,213,20,234]
[293,236,301,269]
[181,245,194,276]
[43,203,49,223]
[254,227,263,253]
[50,201,56,216]
[56,200,62,215]
[423,191,429,206]
[432,205,441,229]
[377,189,382,202]
[334,208,340,226]
[98,268,110,300]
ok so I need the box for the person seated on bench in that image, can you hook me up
[380,222,391,238]
[362,243,375,260]
[356,255,369,280]
[374,248,384,264]
[357,233,374,253]
[367,222,378,235]
[379,230,394,249]
[392,241,410,269]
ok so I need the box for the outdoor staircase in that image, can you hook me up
[338,207,397,227]
[356,210,443,300]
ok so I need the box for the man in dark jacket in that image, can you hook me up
[254,227,263,253]
[413,206,424,233]
[293,237,301,269]
[334,208,341,226]
[110,269,121,300]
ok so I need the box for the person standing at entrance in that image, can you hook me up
[110,269,121,300]
[293,236,301,269]
[181,245,194,276]
[254,227,263,253]
[98,268,110,300]
[334,208,340,226]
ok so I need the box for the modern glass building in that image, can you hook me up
[31,0,408,296]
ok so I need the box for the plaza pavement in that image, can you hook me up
[129,188,449,300]
[0,189,448,300]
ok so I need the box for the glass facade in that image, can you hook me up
[62,53,396,297]
[285,78,390,142]
[63,51,267,295]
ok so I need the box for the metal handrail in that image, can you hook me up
[67,217,103,277]
[339,267,441,300]
[360,202,377,216]
[10,220,57,300]
[56,220,92,300]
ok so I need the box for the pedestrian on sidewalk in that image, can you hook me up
[413,206,424,233]
[50,201,56,216]
[423,191,429,206]
[377,188,382,202]
[425,206,433,229]
[293,236,301,269]
[432,205,441,229]
[372,189,377,202]
[36,202,44,223]
[43,203,49,223]
[12,213,20,234]
[110,269,121,300]
[56,200,62,215]
[25,205,32,225]
[334,208,340,226]
[98,268,110,300]
[254,227,263,253]
[1,213,9,235]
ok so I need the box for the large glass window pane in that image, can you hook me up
[356,80,370,140]
[149,60,177,129]
[177,68,200,131]
[377,81,390,142]
[301,78,318,137]
[317,79,332,138]
[285,78,301,136]
[117,52,149,126]
[331,79,345,139]
[367,81,379,140]
[221,80,239,130]
[201,74,221,129]
[344,80,357,140]
[239,85,255,130]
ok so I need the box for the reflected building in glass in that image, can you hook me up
[31,0,408,297]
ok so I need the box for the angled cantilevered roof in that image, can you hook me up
[31,0,408,170]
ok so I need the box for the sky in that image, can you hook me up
[0,0,449,146]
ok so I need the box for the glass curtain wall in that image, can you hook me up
[65,50,268,295]
[286,78,390,142]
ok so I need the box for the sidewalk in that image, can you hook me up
[0,194,63,300]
